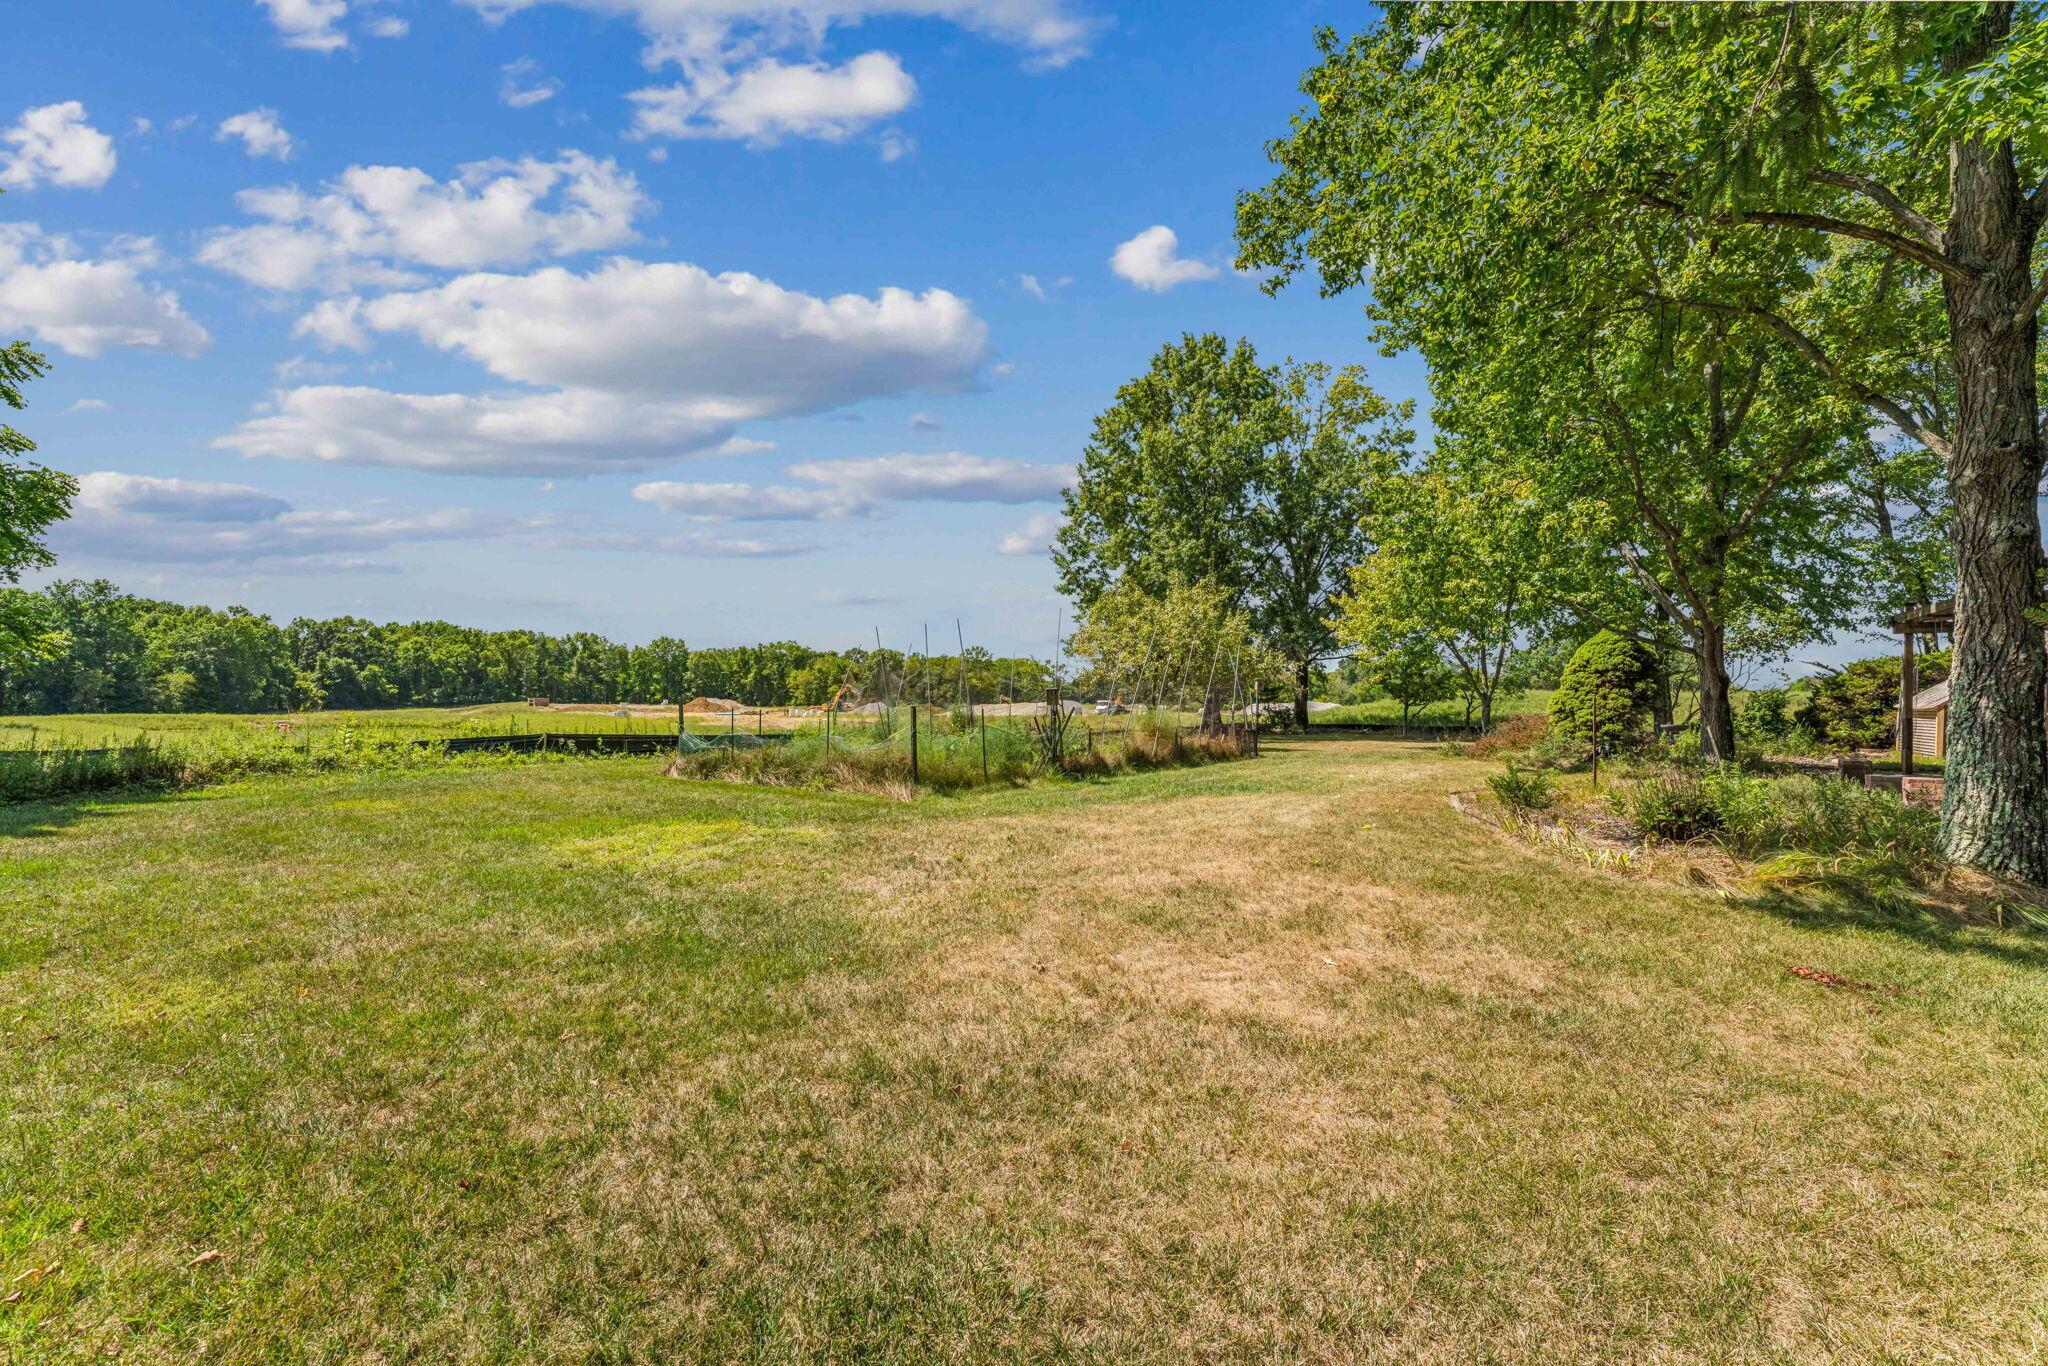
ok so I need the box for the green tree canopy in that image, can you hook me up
[1237,2,2047,880]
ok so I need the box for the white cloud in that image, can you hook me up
[58,470,511,570]
[556,527,813,557]
[634,451,1068,523]
[998,510,1060,555]
[217,108,295,160]
[197,152,648,292]
[1016,271,1069,300]
[629,51,915,144]
[216,385,738,476]
[457,1,1094,151]
[365,13,409,37]
[458,0,1098,69]
[908,411,942,431]
[500,58,563,108]
[787,451,1070,503]
[1,102,117,191]
[330,259,987,399]
[258,0,351,51]
[64,398,109,413]
[632,480,869,521]
[0,225,211,358]
[1110,225,1218,292]
[228,258,989,476]
[61,468,810,568]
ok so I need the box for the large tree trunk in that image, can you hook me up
[1937,12,2048,884]
[1695,622,1736,763]
[1293,656,1312,730]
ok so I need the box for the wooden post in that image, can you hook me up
[1899,623,1917,776]
[980,710,988,782]
[1590,686,1600,788]
[676,697,684,759]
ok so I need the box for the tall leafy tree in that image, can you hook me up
[1238,3,2048,880]
[1336,458,1556,731]
[1056,334,1409,725]
[0,341,78,656]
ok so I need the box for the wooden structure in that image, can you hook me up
[1889,600,1953,776]
[1891,597,2048,772]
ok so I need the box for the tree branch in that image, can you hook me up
[1808,169,1946,251]
[2011,268,2048,335]
[1625,189,1974,283]
[2026,170,2048,230]
[1644,292,1955,460]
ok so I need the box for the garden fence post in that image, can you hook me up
[910,704,919,785]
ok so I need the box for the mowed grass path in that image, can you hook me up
[3,739,2046,1362]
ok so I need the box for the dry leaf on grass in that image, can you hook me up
[185,1250,224,1268]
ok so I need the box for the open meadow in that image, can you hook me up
[4,736,2045,1362]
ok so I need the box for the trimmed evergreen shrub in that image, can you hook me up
[1549,631,1661,750]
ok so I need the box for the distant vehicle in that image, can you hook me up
[1093,700,1126,715]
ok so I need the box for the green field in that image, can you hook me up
[3,736,2043,1361]
[0,702,784,750]
[1308,689,1554,727]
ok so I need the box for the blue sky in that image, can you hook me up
[5,0,1436,657]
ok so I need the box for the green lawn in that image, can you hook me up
[3,738,2045,1360]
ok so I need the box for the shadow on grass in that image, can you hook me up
[0,784,195,840]
[1739,885,2048,971]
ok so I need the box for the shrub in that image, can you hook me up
[1549,631,1661,751]
[1606,769,1942,871]
[1467,712,1547,759]
[1608,775,1722,842]
[1487,762,1554,812]
[1792,650,1950,752]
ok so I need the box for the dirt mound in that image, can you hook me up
[681,696,746,714]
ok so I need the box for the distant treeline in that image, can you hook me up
[0,580,1060,715]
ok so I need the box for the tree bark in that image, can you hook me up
[1294,656,1312,730]
[1695,622,1736,763]
[1936,7,2048,883]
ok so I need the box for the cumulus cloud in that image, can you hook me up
[632,480,869,522]
[318,260,986,402]
[216,385,737,476]
[197,152,648,292]
[57,470,511,571]
[222,258,989,475]
[0,225,211,358]
[1110,225,1218,292]
[787,451,1070,503]
[455,1,1094,150]
[257,0,351,51]
[217,108,295,160]
[630,51,915,144]
[1,102,117,191]
[634,451,1069,524]
[500,58,564,108]
[64,398,109,413]
[459,0,1098,70]
[998,510,1060,555]
[58,468,806,569]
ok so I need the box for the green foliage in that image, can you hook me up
[0,339,79,658]
[1609,770,1943,878]
[1486,762,1554,812]
[1608,775,1724,844]
[1067,577,1284,711]
[1549,631,1661,749]
[1335,458,1554,728]
[1055,334,1411,707]
[1794,652,1950,752]
[0,580,1052,716]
